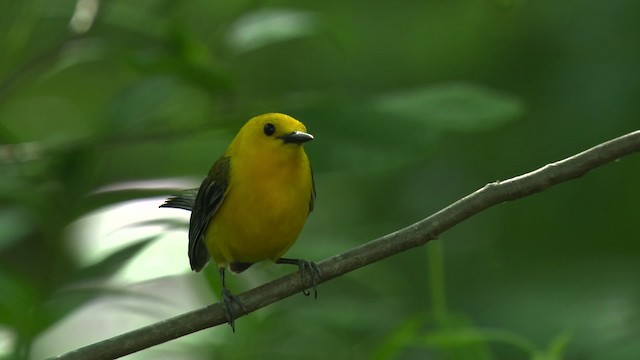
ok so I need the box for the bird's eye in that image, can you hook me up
[264,123,275,136]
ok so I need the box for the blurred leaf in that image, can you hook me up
[374,310,497,360]
[546,332,572,358]
[372,83,525,132]
[46,39,112,78]
[116,218,188,232]
[104,74,223,141]
[0,208,31,252]
[106,76,178,133]
[166,23,232,94]
[226,8,320,54]
[372,314,424,360]
[0,122,18,143]
[78,189,180,218]
[64,235,157,285]
[129,48,231,95]
[532,332,572,360]
[202,263,222,297]
[417,327,538,357]
[0,269,39,327]
[42,285,164,330]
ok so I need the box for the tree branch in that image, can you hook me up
[51,130,640,360]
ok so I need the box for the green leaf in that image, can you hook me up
[226,8,321,54]
[0,270,38,326]
[372,314,424,360]
[418,327,539,355]
[372,83,525,132]
[42,286,163,330]
[533,331,572,360]
[63,235,157,285]
[77,189,181,219]
[105,76,178,133]
[0,208,31,252]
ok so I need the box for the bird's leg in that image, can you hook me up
[276,258,321,299]
[219,268,246,332]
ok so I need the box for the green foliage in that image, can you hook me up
[373,83,524,133]
[1,0,639,359]
[373,244,573,360]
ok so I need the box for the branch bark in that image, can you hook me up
[51,130,640,360]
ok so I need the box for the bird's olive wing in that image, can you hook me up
[188,156,230,272]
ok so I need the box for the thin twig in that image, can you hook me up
[51,130,640,360]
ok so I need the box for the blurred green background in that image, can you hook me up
[1,0,639,359]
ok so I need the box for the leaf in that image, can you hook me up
[112,218,189,232]
[533,331,572,360]
[0,208,31,252]
[41,285,164,330]
[64,235,158,285]
[372,83,525,132]
[372,314,425,360]
[417,327,539,355]
[226,8,320,54]
[0,270,38,326]
[76,188,183,218]
[105,76,178,133]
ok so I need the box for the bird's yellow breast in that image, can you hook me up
[205,147,312,268]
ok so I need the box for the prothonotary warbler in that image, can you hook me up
[161,113,319,331]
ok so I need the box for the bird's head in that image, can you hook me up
[229,113,313,157]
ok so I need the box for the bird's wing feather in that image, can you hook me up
[188,156,230,271]
[309,165,316,213]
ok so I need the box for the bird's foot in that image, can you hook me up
[276,258,322,299]
[221,287,246,332]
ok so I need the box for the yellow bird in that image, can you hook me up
[161,113,318,330]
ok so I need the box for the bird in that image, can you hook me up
[161,113,319,331]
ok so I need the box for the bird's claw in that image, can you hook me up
[297,260,321,299]
[221,287,246,332]
[276,258,322,298]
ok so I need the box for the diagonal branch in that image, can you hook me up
[51,130,640,360]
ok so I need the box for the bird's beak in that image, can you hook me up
[279,131,314,144]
